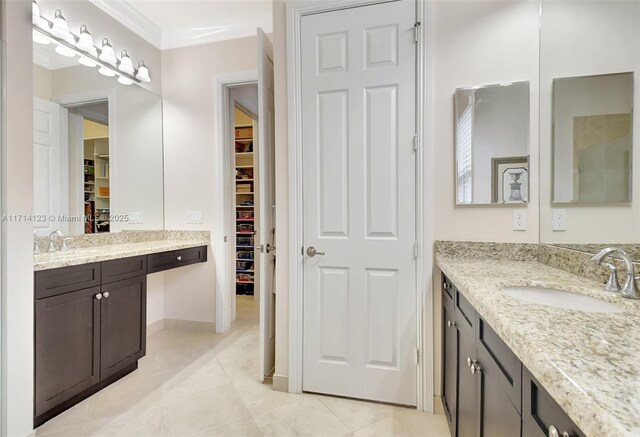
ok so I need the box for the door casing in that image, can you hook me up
[286,0,433,412]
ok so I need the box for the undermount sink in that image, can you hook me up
[502,286,624,313]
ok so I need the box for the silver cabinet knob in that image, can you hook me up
[467,357,472,368]
[470,361,482,375]
[306,246,325,257]
[447,320,456,328]
[548,425,560,437]
[103,292,110,298]
[95,293,103,300]
[177,256,182,261]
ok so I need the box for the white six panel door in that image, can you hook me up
[301,0,417,405]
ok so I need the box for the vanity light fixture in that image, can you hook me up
[136,61,151,83]
[99,38,117,66]
[31,7,151,86]
[77,25,98,67]
[50,10,70,39]
[117,50,135,75]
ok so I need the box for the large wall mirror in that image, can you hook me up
[455,82,530,205]
[33,38,164,235]
[540,1,640,257]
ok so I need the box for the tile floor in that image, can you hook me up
[35,296,450,437]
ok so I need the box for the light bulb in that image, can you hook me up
[135,60,151,83]
[55,44,75,57]
[99,38,116,66]
[32,0,39,17]
[50,9,70,39]
[76,25,96,53]
[117,50,135,75]
[79,57,97,68]
[98,66,116,77]
[117,76,134,86]
[32,29,50,45]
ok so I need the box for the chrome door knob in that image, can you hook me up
[95,293,103,300]
[306,246,325,257]
[103,292,110,298]
[470,361,482,375]
[447,320,456,328]
[548,425,560,437]
[466,357,472,367]
[177,256,182,261]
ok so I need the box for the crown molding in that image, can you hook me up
[161,11,273,50]
[88,0,162,49]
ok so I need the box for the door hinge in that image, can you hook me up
[415,348,420,365]
[414,22,421,44]
[413,134,418,152]
[413,242,419,259]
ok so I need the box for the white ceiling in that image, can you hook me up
[89,0,273,50]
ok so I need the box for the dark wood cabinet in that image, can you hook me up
[441,274,584,437]
[442,288,458,437]
[34,286,101,417]
[35,246,207,427]
[522,367,585,437]
[147,246,207,273]
[100,276,147,379]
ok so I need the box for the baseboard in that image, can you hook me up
[433,395,444,415]
[272,374,289,392]
[163,318,216,332]
[146,319,165,335]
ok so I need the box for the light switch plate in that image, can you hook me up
[513,210,527,231]
[186,211,203,224]
[128,212,143,224]
[552,209,566,231]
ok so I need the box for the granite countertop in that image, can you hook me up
[436,254,640,437]
[34,239,208,271]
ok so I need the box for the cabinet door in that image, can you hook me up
[522,367,585,437]
[35,287,101,417]
[456,292,477,437]
[100,276,147,379]
[476,345,521,436]
[442,301,457,436]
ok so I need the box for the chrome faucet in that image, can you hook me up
[49,230,63,252]
[591,247,640,299]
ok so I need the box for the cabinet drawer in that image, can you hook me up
[477,317,522,413]
[442,275,454,313]
[522,367,585,437]
[455,288,476,329]
[102,256,147,284]
[35,263,101,299]
[147,246,207,273]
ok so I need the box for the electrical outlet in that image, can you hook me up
[513,210,527,231]
[552,209,566,231]
[186,211,203,224]
[128,212,143,224]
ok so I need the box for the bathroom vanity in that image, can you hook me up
[33,235,208,427]
[436,244,640,437]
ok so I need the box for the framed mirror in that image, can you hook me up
[455,81,530,206]
[539,0,640,258]
[33,39,164,235]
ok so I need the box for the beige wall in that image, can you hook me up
[33,63,52,100]
[161,36,259,324]
[2,1,35,435]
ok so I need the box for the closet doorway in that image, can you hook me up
[216,29,276,382]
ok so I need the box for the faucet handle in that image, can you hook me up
[602,264,621,293]
[62,237,75,251]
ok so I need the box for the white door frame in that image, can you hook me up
[286,0,434,412]
[213,70,258,334]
